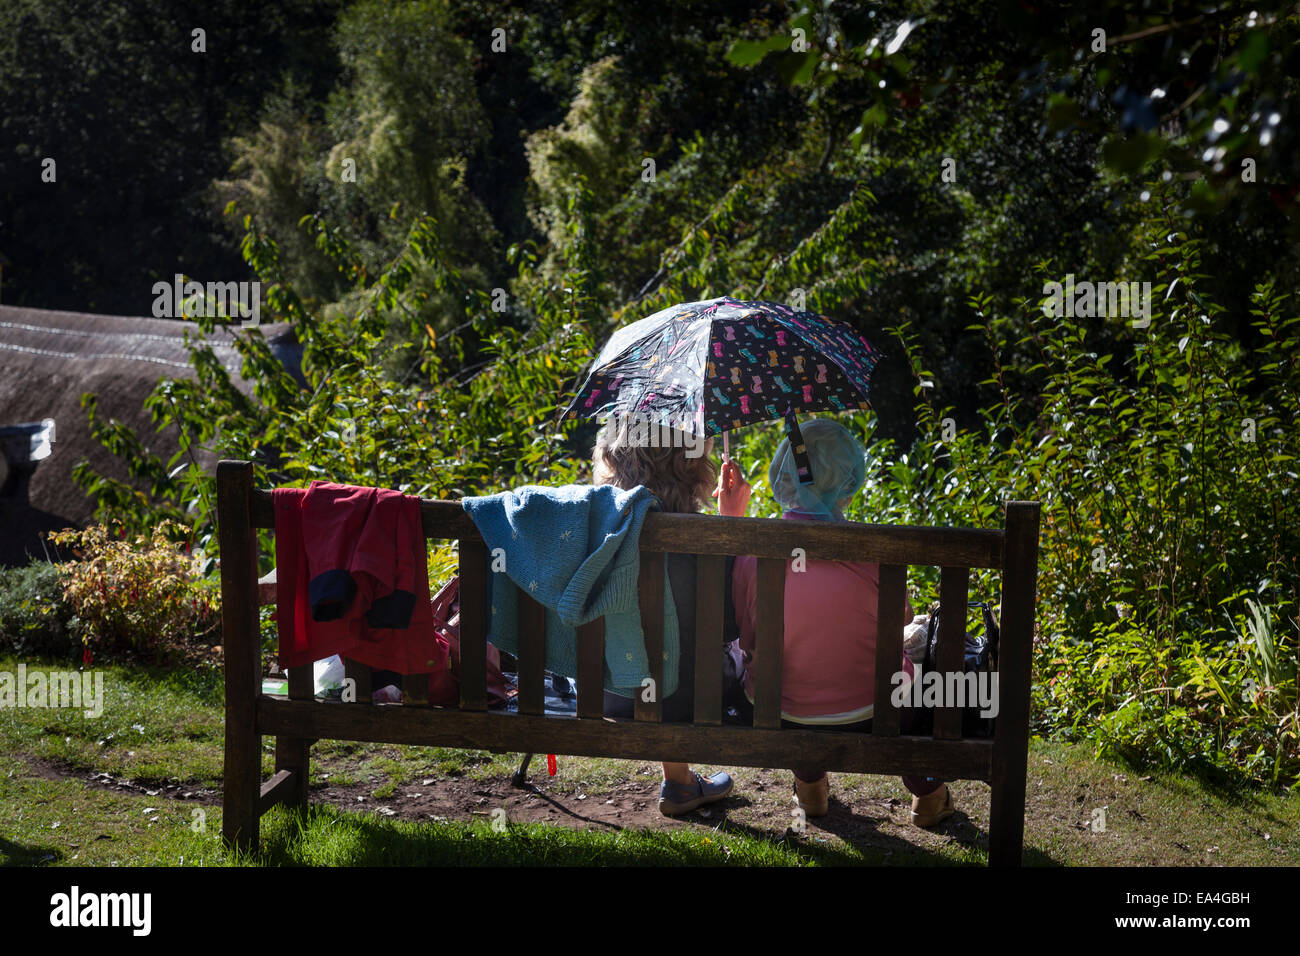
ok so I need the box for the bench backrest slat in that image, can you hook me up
[692,555,726,726]
[344,658,372,703]
[751,557,787,730]
[288,660,313,701]
[403,670,429,706]
[872,563,908,736]
[517,589,547,716]
[635,553,665,722]
[457,539,489,712]
[640,513,1003,567]
[933,565,971,739]
[218,462,261,706]
[576,619,605,719]
[243,492,1005,569]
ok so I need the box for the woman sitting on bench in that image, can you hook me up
[593,418,750,816]
[730,418,956,827]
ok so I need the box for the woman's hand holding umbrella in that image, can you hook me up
[713,459,751,517]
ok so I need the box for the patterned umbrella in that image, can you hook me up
[564,296,881,455]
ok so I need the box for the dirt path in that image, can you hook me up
[19,750,983,860]
[19,753,221,805]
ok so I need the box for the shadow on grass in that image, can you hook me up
[503,785,962,864]
[242,803,976,866]
[0,835,65,866]
[509,785,963,864]
[693,795,973,865]
[669,790,1062,866]
[277,779,1063,866]
[518,786,624,833]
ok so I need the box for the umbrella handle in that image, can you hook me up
[722,431,731,463]
[784,405,815,485]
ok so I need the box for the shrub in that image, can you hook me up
[0,560,77,660]
[48,520,220,666]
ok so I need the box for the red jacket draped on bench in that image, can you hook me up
[274,482,448,675]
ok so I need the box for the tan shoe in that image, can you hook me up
[793,774,829,817]
[910,783,955,828]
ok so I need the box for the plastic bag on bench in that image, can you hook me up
[313,655,348,698]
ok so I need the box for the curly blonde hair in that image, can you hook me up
[591,420,717,514]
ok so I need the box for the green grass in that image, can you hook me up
[3,654,1298,866]
[0,771,937,867]
[231,807,867,866]
[311,741,511,787]
[0,772,217,866]
[0,656,229,786]
[7,747,1295,866]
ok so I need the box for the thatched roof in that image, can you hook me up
[0,304,297,566]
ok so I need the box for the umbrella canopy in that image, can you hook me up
[564,296,881,438]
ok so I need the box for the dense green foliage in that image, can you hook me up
[870,216,1300,788]
[11,0,1298,789]
[0,0,345,311]
[0,561,77,660]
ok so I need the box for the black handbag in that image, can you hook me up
[916,600,1001,738]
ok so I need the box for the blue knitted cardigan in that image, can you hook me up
[460,484,680,696]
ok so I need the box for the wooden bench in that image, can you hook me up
[217,459,1040,865]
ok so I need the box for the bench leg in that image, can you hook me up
[989,500,1038,867]
[988,764,1026,866]
[274,735,311,813]
[222,725,261,851]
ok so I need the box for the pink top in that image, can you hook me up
[731,513,914,723]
